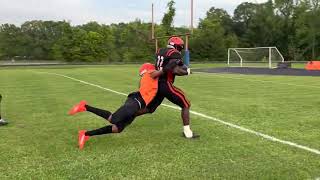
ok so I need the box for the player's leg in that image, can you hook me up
[161,82,198,138]
[77,97,141,149]
[69,100,112,122]
[84,124,118,136]
[0,94,8,126]
[83,97,141,136]
[110,97,141,132]
[85,105,112,122]
[140,92,164,115]
[163,82,191,124]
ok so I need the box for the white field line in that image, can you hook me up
[193,71,320,89]
[35,71,320,156]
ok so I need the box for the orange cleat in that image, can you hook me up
[78,130,90,150]
[69,100,87,115]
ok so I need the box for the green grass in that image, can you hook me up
[0,64,320,179]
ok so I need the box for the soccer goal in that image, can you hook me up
[227,47,285,68]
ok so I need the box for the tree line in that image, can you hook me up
[0,0,319,62]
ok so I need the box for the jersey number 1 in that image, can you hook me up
[157,56,164,70]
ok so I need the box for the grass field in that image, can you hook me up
[0,64,320,179]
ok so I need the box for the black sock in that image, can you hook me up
[85,105,111,120]
[85,125,113,136]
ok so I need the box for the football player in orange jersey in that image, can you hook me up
[69,62,176,149]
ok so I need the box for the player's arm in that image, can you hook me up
[174,64,189,76]
[151,59,180,79]
[150,70,164,79]
[171,59,191,76]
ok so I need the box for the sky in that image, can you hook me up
[0,0,268,27]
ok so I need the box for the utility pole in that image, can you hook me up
[152,3,155,40]
[190,0,194,34]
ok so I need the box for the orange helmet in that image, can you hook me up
[168,36,184,51]
[139,63,155,76]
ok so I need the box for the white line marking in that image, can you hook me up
[35,71,320,155]
[193,71,320,89]
[36,72,127,96]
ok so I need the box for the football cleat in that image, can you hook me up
[182,132,200,139]
[78,130,90,150]
[0,119,8,126]
[69,100,87,115]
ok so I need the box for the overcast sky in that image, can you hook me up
[0,0,268,27]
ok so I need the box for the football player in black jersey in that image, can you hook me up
[145,36,199,139]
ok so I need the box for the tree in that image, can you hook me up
[0,24,27,59]
[204,7,233,35]
[2,0,319,63]
[245,1,281,47]
[20,20,72,60]
[274,0,296,60]
[295,0,320,60]
[233,2,257,46]
[191,7,238,61]
[161,0,176,35]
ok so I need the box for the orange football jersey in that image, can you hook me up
[139,70,158,106]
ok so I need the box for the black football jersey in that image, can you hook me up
[155,48,183,83]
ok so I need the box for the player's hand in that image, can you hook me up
[175,59,184,66]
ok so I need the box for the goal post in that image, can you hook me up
[227,47,285,68]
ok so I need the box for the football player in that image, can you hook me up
[69,62,176,149]
[146,36,199,139]
[0,94,8,126]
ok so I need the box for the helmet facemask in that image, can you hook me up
[175,44,184,52]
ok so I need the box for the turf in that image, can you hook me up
[0,64,319,179]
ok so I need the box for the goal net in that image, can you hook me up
[227,47,284,68]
